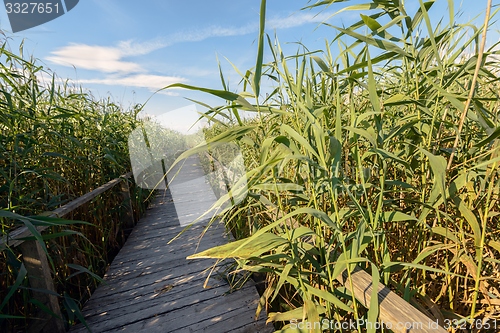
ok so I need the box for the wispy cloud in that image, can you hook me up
[268,11,336,29]
[45,10,337,90]
[46,40,187,91]
[44,24,252,75]
[46,44,141,73]
[80,73,187,92]
[46,39,166,73]
[47,9,337,72]
[166,24,257,44]
[158,10,336,45]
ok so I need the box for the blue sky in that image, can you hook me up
[0,1,496,133]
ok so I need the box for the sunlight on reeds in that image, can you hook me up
[176,1,500,331]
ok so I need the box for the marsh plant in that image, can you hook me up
[0,40,149,331]
[171,0,500,332]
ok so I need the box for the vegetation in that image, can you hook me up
[173,0,500,332]
[2,0,500,331]
[0,40,150,331]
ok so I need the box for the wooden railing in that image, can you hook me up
[337,267,447,333]
[202,151,447,333]
[0,172,135,333]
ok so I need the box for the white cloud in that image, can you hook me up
[268,11,335,30]
[46,40,188,91]
[116,39,167,56]
[46,10,337,74]
[46,44,140,73]
[167,24,257,44]
[44,10,337,91]
[80,73,187,91]
[44,23,250,74]
[158,11,336,45]
[45,40,168,73]
[157,90,181,97]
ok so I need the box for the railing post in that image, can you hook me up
[19,240,65,333]
[121,178,135,230]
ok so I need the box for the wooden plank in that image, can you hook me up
[85,257,218,303]
[86,230,226,294]
[102,238,227,279]
[187,300,271,333]
[72,279,257,331]
[115,229,224,258]
[338,266,447,333]
[120,219,222,244]
[70,156,272,332]
[71,218,271,331]
[73,285,264,333]
[167,155,219,227]
[80,273,216,318]
[106,234,225,268]
[120,179,135,229]
[19,240,65,332]
[205,152,447,333]
[0,172,133,249]
[87,236,228,299]
[50,172,133,218]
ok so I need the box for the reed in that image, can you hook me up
[171,1,500,331]
[0,41,150,331]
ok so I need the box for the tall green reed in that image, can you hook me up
[0,40,149,331]
[173,0,500,331]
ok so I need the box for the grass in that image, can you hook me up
[0,40,150,331]
[170,0,500,332]
[2,0,499,331]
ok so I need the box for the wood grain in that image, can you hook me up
[337,266,447,333]
[70,155,272,332]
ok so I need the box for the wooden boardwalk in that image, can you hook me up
[71,155,273,333]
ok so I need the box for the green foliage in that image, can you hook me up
[176,0,500,331]
[0,41,149,331]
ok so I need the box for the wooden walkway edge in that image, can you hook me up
[71,155,273,333]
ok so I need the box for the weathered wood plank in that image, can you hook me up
[338,266,447,333]
[205,152,447,333]
[187,300,271,333]
[100,240,227,283]
[120,179,135,229]
[167,154,219,227]
[73,285,263,333]
[19,240,65,332]
[70,155,272,332]
[104,236,226,270]
[83,259,224,306]
[73,280,257,331]
[79,273,216,318]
